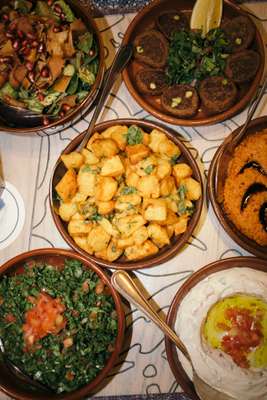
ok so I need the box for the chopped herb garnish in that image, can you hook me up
[90,213,102,221]
[121,186,137,195]
[171,154,181,165]
[126,125,143,145]
[144,165,155,175]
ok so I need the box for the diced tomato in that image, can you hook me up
[221,307,263,369]
[23,292,66,349]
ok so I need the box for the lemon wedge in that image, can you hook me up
[190,0,223,37]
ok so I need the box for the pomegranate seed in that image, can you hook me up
[17,30,24,38]
[54,4,62,14]
[22,39,28,47]
[37,43,44,53]
[89,50,94,56]
[43,116,50,126]
[26,32,35,40]
[31,40,38,48]
[60,13,65,20]
[26,61,34,71]
[53,26,60,33]
[0,56,11,63]
[6,32,14,39]
[38,93,45,101]
[23,47,31,56]
[61,104,71,112]
[40,66,49,78]
[28,71,35,83]
[2,14,9,22]
[59,111,65,118]
[12,40,20,50]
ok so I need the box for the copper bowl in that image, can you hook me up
[0,248,125,400]
[208,116,267,259]
[122,0,265,126]
[49,118,204,270]
[165,256,267,400]
[0,0,105,136]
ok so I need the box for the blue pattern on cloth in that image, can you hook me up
[92,394,192,399]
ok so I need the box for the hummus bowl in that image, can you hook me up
[165,256,267,400]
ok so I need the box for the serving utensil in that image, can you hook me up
[0,337,53,393]
[112,270,235,400]
[215,76,267,203]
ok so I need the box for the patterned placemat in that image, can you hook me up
[93,395,191,399]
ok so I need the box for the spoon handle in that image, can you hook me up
[111,270,190,360]
[77,44,133,151]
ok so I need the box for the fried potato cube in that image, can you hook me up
[87,225,111,252]
[55,169,77,202]
[98,217,119,237]
[173,216,189,235]
[73,235,93,254]
[106,240,124,261]
[144,199,167,221]
[143,133,150,145]
[160,176,176,196]
[91,138,118,158]
[100,155,125,177]
[95,177,118,202]
[124,240,158,260]
[77,167,96,197]
[68,219,92,236]
[115,214,146,237]
[126,172,139,188]
[147,223,170,248]
[181,177,201,201]
[100,125,128,150]
[166,224,175,238]
[173,163,193,184]
[158,209,179,226]
[148,129,167,153]
[97,200,115,215]
[165,194,179,213]
[159,139,180,159]
[58,202,77,222]
[115,194,142,212]
[156,159,172,180]
[117,226,148,248]
[125,144,150,164]
[61,152,84,169]
[81,148,99,165]
[70,192,88,204]
[135,156,157,177]
[137,175,160,198]
[86,132,102,146]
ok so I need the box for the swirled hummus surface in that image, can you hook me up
[175,267,267,400]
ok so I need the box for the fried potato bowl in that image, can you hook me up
[50,119,203,269]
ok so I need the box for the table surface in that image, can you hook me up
[0,2,267,399]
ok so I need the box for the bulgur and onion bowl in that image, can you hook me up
[50,119,203,269]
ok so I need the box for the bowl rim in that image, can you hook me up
[49,118,204,270]
[121,0,265,127]
[0,247,125,400]
[165,255,267,400]
[0,0,105,135]
[207,115,267,260]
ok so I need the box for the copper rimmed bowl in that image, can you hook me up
[0,0,105,136]
[208,116,267,259]
[165,256,267,400]
[0,248,125,400]
[50,118,204,270]
[122,0,265,126]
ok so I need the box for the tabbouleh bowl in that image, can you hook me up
[0,257,118,393]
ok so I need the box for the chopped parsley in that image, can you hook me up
[90,213,102,221]
[144,165,155,175]
[121,186,137,195]
[126,125,143,145]
[0,259,118,393]
[170,154,181,165]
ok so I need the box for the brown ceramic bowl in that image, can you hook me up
[0,0,105,136]
[0,248,125,400]
[49,118,204,270]
[165,256,267,400]
[207,116,267,259]
[122,0,265,126]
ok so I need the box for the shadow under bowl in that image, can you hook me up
[50,118,204,270]
[0,248,125,400]
[207,116,267,259]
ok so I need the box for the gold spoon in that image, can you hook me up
[111,270,235,400]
